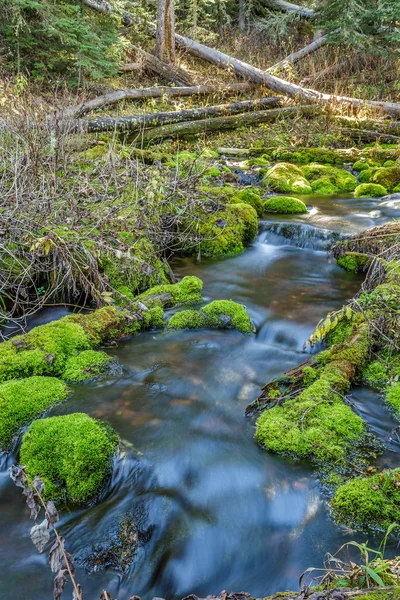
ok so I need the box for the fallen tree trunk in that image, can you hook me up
[334,115,400,135]
[82,96,282,133]
[262,0,315,18]
[129,44,193,86]
[65,82,257,119]
[341,128,400,144]
[138,105,316,142]
[82,0,112,13]
[173,33,400,118]
[267,32,331,72]
[119,62,142,72]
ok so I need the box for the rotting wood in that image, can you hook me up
[137,105,316,143]
[341,128,400,143]
[267,32,332,73]
[261,0,315,18]
[80,96,282,133]
[65,83,257,119]
[129,44,192,86]
[173,33,400,117]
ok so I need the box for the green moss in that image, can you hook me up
[204,166,221,178]
[337,252,369,273]
[230,189,264,217]
[353,160,371,171]
[149,306,165,328]
[354,183,388,198]
[264,162,312,194]
[359,168,375,183]
[383,160,397,167]
[0,376,69,450]
[264,196,308,214]
[20,413,119,503]
[302,164,357,193]
[168,300,254,333]
[371,167,400,192]
[137,275,203,307]
[393,184,400,193]
[302,366,318,386]
[269,147,346,165]
[330,469,400,530]
[201,185,237,200]
[62,350,111,383]
[361,361,388,390]
[196,202,258,256]
[386,382,400,416]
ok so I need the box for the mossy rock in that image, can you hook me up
[337,251,369,273]
[301,164,358,193]
[264,162,312,194]
[361,360,389,390]
[359,168,377,183]
[270,147,347,165]
[230,188,264,217]
[136,275,203,307]
[371,167,400,192]
[0,376,69,450]
[352,160,371,172]
[196,202,258,256]
[264,196,307,214]
[330,469,400,530]
[20,413,119,503]
[168,300,254,334]
[354,183,388,198]
[62,350,113,383]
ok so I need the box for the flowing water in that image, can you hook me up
[1,194,399,600]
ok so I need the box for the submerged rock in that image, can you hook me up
[20,413,119,503]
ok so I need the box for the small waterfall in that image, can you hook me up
[259,221,349,251]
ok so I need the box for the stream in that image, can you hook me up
[1,194,400,600]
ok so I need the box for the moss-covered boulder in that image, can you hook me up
[195,203,258,256]
[62,350,113,383]
[337,251,370,273]
[230,188,264,217]
[354,183,388,198]
[301,164,358,194]
[0,376,69,450]
[168,300,254,333]
[137,275,203,307]
[352,160,371,172]
[371,167,400,192]
[20,413,119,503]
[263,163,312,194]
[386,382,400,415]
[330,469,400,530]
[264,196,308,214]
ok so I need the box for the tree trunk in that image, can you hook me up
[267,32,332,73]
[82,0,112,13]
[65,83,256,119]
[173,33,400,117]
[261,0,315,18]
[137,105,317,142]
[341,128,400,144]
[130,44,190,86]
[80,96,283,133]
[155,0,176,63]
[239,0,247,31]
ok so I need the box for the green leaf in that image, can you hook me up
[365,566,385,587]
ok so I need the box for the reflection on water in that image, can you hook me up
[1,194,400,599]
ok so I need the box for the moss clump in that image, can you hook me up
[359,168,376,183]
[196,203,258,256]
[0,376,69,450]
[20,413,119,503]
[137,275,203,307]
[337,251,369,273]
[269,147,347,165]
[386,382,400,416]
[62,350,112,383]
[371,167,400,192]
[354,183,388,198]
[353,160,371,172]
[230,189,264,217]
[302,164,358,193]
[361,361,388,390]
[264,196,308,214]
[168,300,254,333]
[264,163,312,194]
[330,469,400,530]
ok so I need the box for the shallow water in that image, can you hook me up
[1,194,399,600]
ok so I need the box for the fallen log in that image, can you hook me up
[82,0,112,13]
[138,105,316,143]
[129,44,193,86]
[173,33,400,118]
[82,96,282,133]
[341,128,400,144]
[65,83,257,119]
[334,115,400,136]
[267,32,331,72]
[262,0,315,18]
[119,62,142,72]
